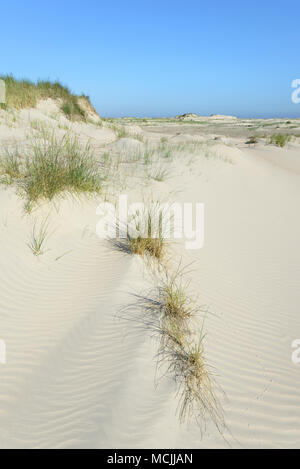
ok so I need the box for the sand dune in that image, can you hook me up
[0,103,300,448]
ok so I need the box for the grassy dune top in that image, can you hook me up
[0,75,94,121]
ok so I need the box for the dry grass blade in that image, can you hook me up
[163,336,224,432]
[129,236,165,259]
[0,148,22,182]
[113,202,167,260]
[121,265,225,434]
[27,219,49,256]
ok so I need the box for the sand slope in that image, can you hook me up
[169,144,300,448]
[0,108,300,448]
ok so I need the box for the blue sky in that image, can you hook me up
[1,0,300,118]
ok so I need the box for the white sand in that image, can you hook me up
[0,102,300,448]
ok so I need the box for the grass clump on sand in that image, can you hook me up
[61,99,85,120]
[27,219,49,256]
[0,148,22,182]
[107,123,144,142]
[0,130,102,208]
[158,274,223,430]
[127,205,166,260]
[24,132,101,205]
[269,134,291,148]
[129,236,165,259]
[112,202,167,260]
[0,75,89,121]
[246,136,258,147]
[168,338,221,426]
[159,276,194,326]
[107,123,128,139]
[116,127,128,139]
[130,268,224,432]
[147,165,170,182]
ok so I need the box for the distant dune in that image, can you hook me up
[175,113,237,121]
[209,114,237,120]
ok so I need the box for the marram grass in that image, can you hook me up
[127,205,166,260]
[0,75,89,121]
[0,130,102,208]
[126,268,225,433]
[269,133,291,148]
[157,274,224,432]
[27,219,49,256]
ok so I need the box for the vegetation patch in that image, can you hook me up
[246,136,258,147]
[127,269,224,432]
[269,134,291,148]
[27,219,49,256]
[127,205,166,260]
[0,130,102,209]
[0,75,91,121]
[0,147,22,182]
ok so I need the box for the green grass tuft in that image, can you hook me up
[0,148,22,182]
[128,268,224,432]
[27,219,49,256]
[160,279,194,325]
[0,130,102,207]
[127,205,166,260]
[269,134,291,148]
[24,132,101,204]
[129,236,165,259]
[0,75,89,121]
